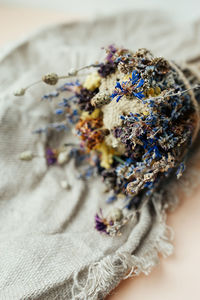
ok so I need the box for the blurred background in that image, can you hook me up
[0,0,200,48]
[1,0,200,20]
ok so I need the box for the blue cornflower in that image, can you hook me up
[106,195,117,203]
[110,92,119,100]
[111,69,145,102]
[73,109,78,116]
[51,123,68,131]
[131,70,140,85]
[116,95,122,102]
[42,91,59,100]
[133,91,145,99]
[136,78,144,88]
[55,109,64,115]
[115,81,123,90]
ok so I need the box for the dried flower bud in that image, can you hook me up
[60,180,71,190]
[91,93,111,108]
[19,150,33,161]
[14,88,26,96]
[68,69,78,76]
[57,151,70,165]
[107,207,123,222]
[42,73,59,85]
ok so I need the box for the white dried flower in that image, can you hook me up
[60,180,71,190]
[107,207,123,222]
[14,88,26,96]
[57,151,70,165]
[19,150,33,161]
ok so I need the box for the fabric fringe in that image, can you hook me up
[71,209,173,300]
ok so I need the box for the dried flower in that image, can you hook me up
[98,62,117,78]
[19,150,33,161]
[60,180,71,190]
[76,87,99,113]
[110,70,145,102]
[45,148,58,165]
[95,210,108,234]
[107,207,123,221]
[42,73,59,85]
[83,72,101,91]
[57,151,70,165]
[14,88,26,96]
[55,109,64,115]
[75,116,105,150]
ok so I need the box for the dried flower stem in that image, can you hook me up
[14,63,100,96]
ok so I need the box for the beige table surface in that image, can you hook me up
[1,5,200,300]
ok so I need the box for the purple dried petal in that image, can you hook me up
[45,148,57,166]
[95,213,108,233]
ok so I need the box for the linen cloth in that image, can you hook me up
[0,11,200,300]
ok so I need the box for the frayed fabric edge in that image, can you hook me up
[71,212,174,300]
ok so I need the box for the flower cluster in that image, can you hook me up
[95,207,131,236]
[98,45,118,78]
[21,45,198,236]
[111,70,145,102]
[76,115,105,150]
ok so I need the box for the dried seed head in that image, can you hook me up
[57,151,70,165]
[19,150,33,161]
[91,93,111,108]
[68,68,78,76]
[60,180,71,190]
[14,88,26,96]
[42,73,59,85]
[107,207,123,222]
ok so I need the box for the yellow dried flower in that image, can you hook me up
[96,142,119,169]
[81,108,101,120]
[97,143,113,169]
[146,86,161,97]
[19,150,33,161]
[123,73,132,81]
[83,72,101,91]
[147,87,155,97]
[154,86,161,95]
[142,110,149,116]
